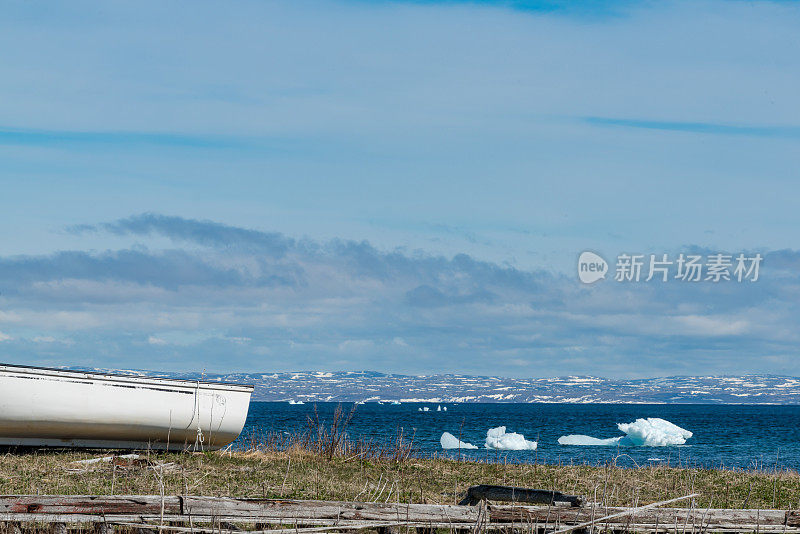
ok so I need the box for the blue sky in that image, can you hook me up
[0,0,799,377]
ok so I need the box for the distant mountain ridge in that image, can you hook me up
[68,368,800,404]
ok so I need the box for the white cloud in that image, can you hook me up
[31,335,76,346]
[338,339,374,352]
[0,332,12,342]
[0,215,796,377]
[674,315,750,337]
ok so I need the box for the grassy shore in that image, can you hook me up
[1,410,797,509]
[1,446,799,510]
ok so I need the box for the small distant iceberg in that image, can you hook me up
[391,401,401,405]
[437,405,442,412]
[558,417,692,447]
[418,406,430,412]
[484,426,537,450]
[440,432,478,449]
[558,435,622,446]
[288,400,305,405]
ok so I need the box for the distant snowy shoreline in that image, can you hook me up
[64,368,800,405]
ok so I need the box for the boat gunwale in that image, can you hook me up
[0,363,255,393]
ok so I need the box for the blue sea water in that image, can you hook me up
[238,402,800,470]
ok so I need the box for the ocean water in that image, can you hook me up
[238,402,800,470]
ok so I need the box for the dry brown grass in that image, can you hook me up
[1,445,799,510]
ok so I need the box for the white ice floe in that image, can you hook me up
[484,426,538,450]
[557,435,622,446]
[418,406,430,412]
[557,418,692,447]
[440,432,479,449]
[437,405,442,411]
[618,418,692,446]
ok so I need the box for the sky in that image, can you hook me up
[0,0,799,377]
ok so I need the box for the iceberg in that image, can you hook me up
[484,426,537,450]
[558,435,622,446]
[618,418,693,446]
[440,432,478,449]
[558,418,692,447]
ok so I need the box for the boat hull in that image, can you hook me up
[0,364,253,450]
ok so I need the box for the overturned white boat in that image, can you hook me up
[0,363,253,450]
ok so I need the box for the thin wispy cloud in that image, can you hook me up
[0,127,261,149]
[71,214,294,256]
[366,0,631,16]
[583,117,800,138]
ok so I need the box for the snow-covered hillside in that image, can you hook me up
[68,369,800,404]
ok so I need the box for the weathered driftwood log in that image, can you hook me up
[487,504,793,527]
[0,496,478,523]
[458,485,583,507]
[1,516,478,528]
[181,496,478,522]
[0,496,181,515]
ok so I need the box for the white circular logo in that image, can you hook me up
[578,251,608,284]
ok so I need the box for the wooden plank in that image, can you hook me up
[458,485,583,507]
[182,496,479,522]
[1,514,143,523]
[548,493,700,534]
[0,514,474,528]
[2,516,799,534]
[0,515,478,529]
[3,516,798,534]
[488,504,791,526]
[112,521,524,534]
[0,496,180,515]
